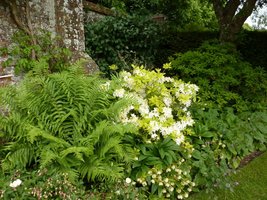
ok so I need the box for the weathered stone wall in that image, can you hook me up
[0,3,16,44]
[0,0,98,72]
[55,0,85,57]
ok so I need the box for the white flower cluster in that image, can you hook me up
[115,66,199,145]
[137,160,195,199]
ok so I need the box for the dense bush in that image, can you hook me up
[84,15,161,75]
[237,30,267,70]
[168,41,267,111]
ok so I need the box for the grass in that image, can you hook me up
[188,151,267,200]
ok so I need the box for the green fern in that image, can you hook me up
[0,66,137,183]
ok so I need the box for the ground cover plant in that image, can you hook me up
[188,151,267,200]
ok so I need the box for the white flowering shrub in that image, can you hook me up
[113,65,198,145]
[109,65,199,199]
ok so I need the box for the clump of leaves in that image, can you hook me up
[85,15,161,76]
[0,30,71,75]
[189,106,267,190]
[169,40,267,111]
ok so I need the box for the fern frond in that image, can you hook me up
[2,143,34,170]
[27,126,70,147]
[79,156,123,182]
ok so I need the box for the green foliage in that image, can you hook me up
[0,65,137,184]
[84,15,161,75]
[0,31,71,75]
[92,0,217,30]
[237,30,267,70]
[169,41,267,111]
[188,152,267,200]
[189,106,267,190]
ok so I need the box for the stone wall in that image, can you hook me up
[0,0,99,73]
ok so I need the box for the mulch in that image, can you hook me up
[238,151,264,168]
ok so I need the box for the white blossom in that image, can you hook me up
[9,179,22,188]
[163,97,172,107]
[125,177,132,184]
[113,89,125,98]
[163,107,172,118]
[139,102,150,116]
[175,134,185,145]
[100,81,110,91]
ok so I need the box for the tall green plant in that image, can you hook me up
[0,66,137,183]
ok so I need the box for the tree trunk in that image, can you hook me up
[213,0,257,43]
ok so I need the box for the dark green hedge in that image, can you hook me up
[237,31,267,69]
[157,30,267,69]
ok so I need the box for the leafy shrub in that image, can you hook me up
[169,41,267,111]
[0,65,137,184]
[84,15,161,75]
[0,31,71,75]
[110,66,199,199]
[189,107,267,190]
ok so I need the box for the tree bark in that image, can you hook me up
[213,0,257,43]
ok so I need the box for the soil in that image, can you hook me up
[238,151,263,168]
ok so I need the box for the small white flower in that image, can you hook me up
[163,107,172,118]
[163,97,172,107]
[125,177,131,184]
[9,179,22,188]
[115,190,121,195]
[113,89,125,98]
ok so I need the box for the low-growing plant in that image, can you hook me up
[189,106,267,190]
[0,169,87,199]
[0,31,71,75]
